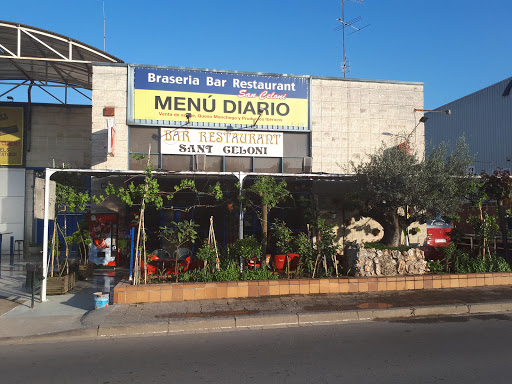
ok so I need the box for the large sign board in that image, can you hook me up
[130,66,310,130]
[161,128,283,157]
[0,107,23,165]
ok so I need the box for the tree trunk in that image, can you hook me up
[381,212,401,247]
[497,199,510,263]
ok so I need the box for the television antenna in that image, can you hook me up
[103,0,106,51]
[334,0,369,77]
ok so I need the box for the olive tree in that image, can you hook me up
[354,138,474,247]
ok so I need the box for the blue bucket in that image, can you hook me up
[94,292,109,309]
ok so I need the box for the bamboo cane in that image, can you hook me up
[209,216,220,270]
[50,213,57,278]
[133,210,143,285]
[143,212,147,285]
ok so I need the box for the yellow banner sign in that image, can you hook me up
[132,67,310,129]
[0,107,23,165]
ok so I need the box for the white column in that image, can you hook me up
[41,169,56,302]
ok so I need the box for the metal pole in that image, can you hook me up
[103,0,106,51]
[236,172,247,272]
[41,169,56,302]
[31,270,35,308]
[9,236,14,265]
[342,0,346,77]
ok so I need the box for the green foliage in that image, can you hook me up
[103,163,164,209]
[176,263,279,283]
[315,219,341,264]
[364,242,413,252]
[196,242,218,267]
[185,269,214,282]
[212,265,240,282]
[208,182,224,201]
[244,176,290,211]
[159,220,199,281]
[427,259,445,274]
[240,268,278,281]
[232,236,262,261]
[480,170,512,263]
[117,239,128,253]
[429,244,511,274]
[241,176,291,259]
[354,137,474,246]
[56,185,90,212]
[159,221,199,248]
[294,232,315,273]
[271,220,293,254]
[454,253,511,273]
[467,213,499,250]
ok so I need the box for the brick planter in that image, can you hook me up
[113,272,512,304]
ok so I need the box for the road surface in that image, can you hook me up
[1,313,511,383]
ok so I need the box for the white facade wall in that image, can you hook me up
[311,78,424,173]
[0,168,25,253]
[91,65,128,170]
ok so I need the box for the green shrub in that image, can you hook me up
[196,243,218,267]
[271,220,293,254]
[364,242,413,252]
[179,269,214,282]
[232,236,262,261]
[294,232,315,273]
[454,252,511,273]
[240,268,278,281]
[213,265,240,282]
[427,259,445,274]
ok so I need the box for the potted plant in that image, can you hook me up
[46,236,76,295]
[196,242,217,272]
[159,220,199,282]
[232,236,262,269]
[270,221,299,272]
[65,217,93,280]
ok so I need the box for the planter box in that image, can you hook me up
[78,263,94,280]
[113,272,512,305]
[46,272,76,295]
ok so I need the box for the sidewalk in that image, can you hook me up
[1,254,512,344]
[0,253,123,341]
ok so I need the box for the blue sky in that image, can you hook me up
[1,0,511,108]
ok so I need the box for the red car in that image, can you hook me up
[426,218,453,247]
[423,218,453,260]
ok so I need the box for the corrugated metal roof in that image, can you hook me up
[425,77,512,174]
[0,20,123,89]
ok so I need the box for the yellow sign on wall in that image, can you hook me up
[132,67,310,129]
[0,107,23,165]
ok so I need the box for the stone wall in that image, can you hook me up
[344,242,427,277]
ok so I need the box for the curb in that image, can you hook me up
[2,301,512,344]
